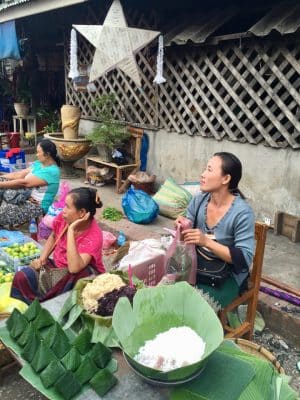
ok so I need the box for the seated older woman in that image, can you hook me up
[11,187,105,304]
[0,139,60,226]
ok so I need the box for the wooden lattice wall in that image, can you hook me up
[65,10,300,149]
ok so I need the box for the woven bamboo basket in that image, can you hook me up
[230,338,285,374]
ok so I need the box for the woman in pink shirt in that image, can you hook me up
[11,187,105,304]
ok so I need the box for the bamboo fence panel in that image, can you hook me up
[65,10,300,149]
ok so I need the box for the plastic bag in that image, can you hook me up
[38,220,52,240]
[40,181,71,229]
[102,231,117,249]
[42,214,56,229]
[164,225,196,285]
[0,230,24,247]
[118,239,165,270]
[0,282,28,314]
[53,181,71,208]
[122,186,159,224]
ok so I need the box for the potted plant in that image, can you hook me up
[12,67,32,117]
[87,94,130,161]
[36,108,60,133]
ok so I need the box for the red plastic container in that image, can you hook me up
[8,132,20,148]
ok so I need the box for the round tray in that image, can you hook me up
[123,352,205,387]
[230,338,285,374]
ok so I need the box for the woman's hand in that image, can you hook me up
[68,212,91,232]
[175,216,191,229]
[30,257,47,270]
[182,228,208,247]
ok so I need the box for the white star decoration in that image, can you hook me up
[73,0,160,86]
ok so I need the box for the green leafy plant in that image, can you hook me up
[37,109,61,133]
[102,207,123,221]
[87,94,129,150]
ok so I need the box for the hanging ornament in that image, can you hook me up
[153,35,166,85]
[73,0,160,86]
[68,28,79,79]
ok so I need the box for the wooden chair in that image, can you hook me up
[219,222,268,340]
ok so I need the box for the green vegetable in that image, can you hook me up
[112,282,224,382]
[102,207,123,221]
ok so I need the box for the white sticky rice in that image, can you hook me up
[134,326,206,372]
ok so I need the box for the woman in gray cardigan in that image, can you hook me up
[177,152,255,308]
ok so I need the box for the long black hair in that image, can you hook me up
[213,152,245,198]
[68,187,103,218]
[39,139,61,166]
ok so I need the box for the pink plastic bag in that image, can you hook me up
[102,231,117,250]
[53,181,71,208]
[164,224,197,285]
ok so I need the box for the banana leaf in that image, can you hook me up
[112,282,224,382]
[76,271,144,327]
[89,368,118,397]
[17,322,34,347]
[33,308,55,330]
[72,328,92,355]
[58,271,144,347]
[24,298,41,322]
[44,322,71,358]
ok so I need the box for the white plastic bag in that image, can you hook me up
[118,239,165,271]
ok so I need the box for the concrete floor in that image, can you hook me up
[71,171,299,289]
[24,147,299,289]
[0,163,299,399]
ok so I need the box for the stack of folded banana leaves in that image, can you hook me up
[3,299,118,400]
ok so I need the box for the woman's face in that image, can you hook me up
[200,156,230,192]
[36,145,47,163]
[62,194,85,224]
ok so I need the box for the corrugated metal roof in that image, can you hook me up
[249,1,300,36]
[165,0,300,46]
[164,7,238,46]
[0,0,88,23]
[0,0,31,12]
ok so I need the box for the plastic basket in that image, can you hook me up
[131,254,166,286]
[0,237,42,272]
